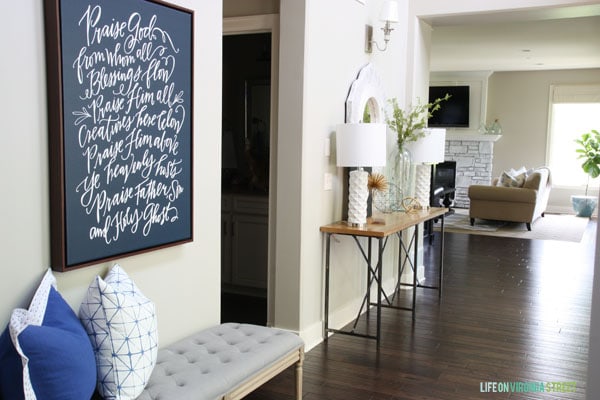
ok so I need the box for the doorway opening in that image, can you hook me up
[221,32,272,326]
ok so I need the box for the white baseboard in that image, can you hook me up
[398,260,426,285]
[546,205,573,214]
[543,205,597,218]
[301,276,402,350]
[299,320,324,352]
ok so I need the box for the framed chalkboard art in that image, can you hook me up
[44,0,194,271]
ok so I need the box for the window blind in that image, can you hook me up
[551,84,600,103]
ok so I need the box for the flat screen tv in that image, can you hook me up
[428,85,470,128]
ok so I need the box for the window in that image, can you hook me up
[547,85,600,188]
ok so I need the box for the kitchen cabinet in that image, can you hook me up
[221,194,268,290]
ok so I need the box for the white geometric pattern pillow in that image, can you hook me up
[513,172,527,187]
[79,264,158,399]
[497,170,527,188]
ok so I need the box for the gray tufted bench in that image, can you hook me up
[137,323,304,400]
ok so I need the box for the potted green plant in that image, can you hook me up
[573,129,600,217]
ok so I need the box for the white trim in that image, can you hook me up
[223,14,279,35]
[546,85,600,186]
[551,183,600,191]
[544,85,555,167]
[298,320,324,352]
[445,133,501,142]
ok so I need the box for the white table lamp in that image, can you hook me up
[336,123,387,227]
[407,128,446,164]
[406,128,446,208]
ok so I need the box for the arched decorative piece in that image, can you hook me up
[345,63,386,123]
[341,63,388,221]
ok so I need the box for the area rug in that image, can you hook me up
[434,211,589,242]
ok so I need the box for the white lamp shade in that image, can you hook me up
[406,128,446,164]
[379,0,399,23]
[336,123,387,167]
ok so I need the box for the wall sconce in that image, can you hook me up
[365,0,399,53]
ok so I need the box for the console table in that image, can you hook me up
[320,207,447,346]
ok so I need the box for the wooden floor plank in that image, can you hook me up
[245,218,596,399]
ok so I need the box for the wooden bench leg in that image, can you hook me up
[296,349,304,399]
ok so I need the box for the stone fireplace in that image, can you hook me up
[444,133,502,209]
[430,71,500,209]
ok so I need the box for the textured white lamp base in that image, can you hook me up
[415,164,431,209]
[348,169,369,227]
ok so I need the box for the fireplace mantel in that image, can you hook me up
[446,133,502,142]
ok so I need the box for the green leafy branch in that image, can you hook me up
[386,93,450,151]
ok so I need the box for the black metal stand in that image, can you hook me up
[323,215,445,346]
[324,234,385,344]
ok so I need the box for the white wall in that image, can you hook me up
[273,0,305,332]
[301,0,409,342]
[0,1,222,347]
[274,0,411,347]
[487,69,600,212]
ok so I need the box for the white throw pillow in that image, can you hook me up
[509,166,528,177]
[79,264,158,400]
[497,171,527,188]
[497,168,528,188]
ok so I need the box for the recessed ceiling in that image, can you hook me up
[426,5,600,72]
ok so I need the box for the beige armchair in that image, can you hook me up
[468,167,551,231]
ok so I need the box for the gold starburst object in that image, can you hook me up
[368,173,388,193]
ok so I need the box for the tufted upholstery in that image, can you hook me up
[137,323,304,400]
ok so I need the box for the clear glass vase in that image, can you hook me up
[373,146,413,213]
[393,148,412,203]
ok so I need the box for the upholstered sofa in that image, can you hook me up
[468,167,551,231]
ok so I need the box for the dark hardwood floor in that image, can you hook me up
[246,219,596,399]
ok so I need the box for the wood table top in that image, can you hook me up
[319,207,447,238]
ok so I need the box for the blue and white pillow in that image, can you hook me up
[0,269,96,400]
[79,264,158,400]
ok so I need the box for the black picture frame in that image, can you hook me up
[44,0,194,271]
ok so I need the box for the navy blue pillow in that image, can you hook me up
[0,327,22,399]
[0,270,96,400]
